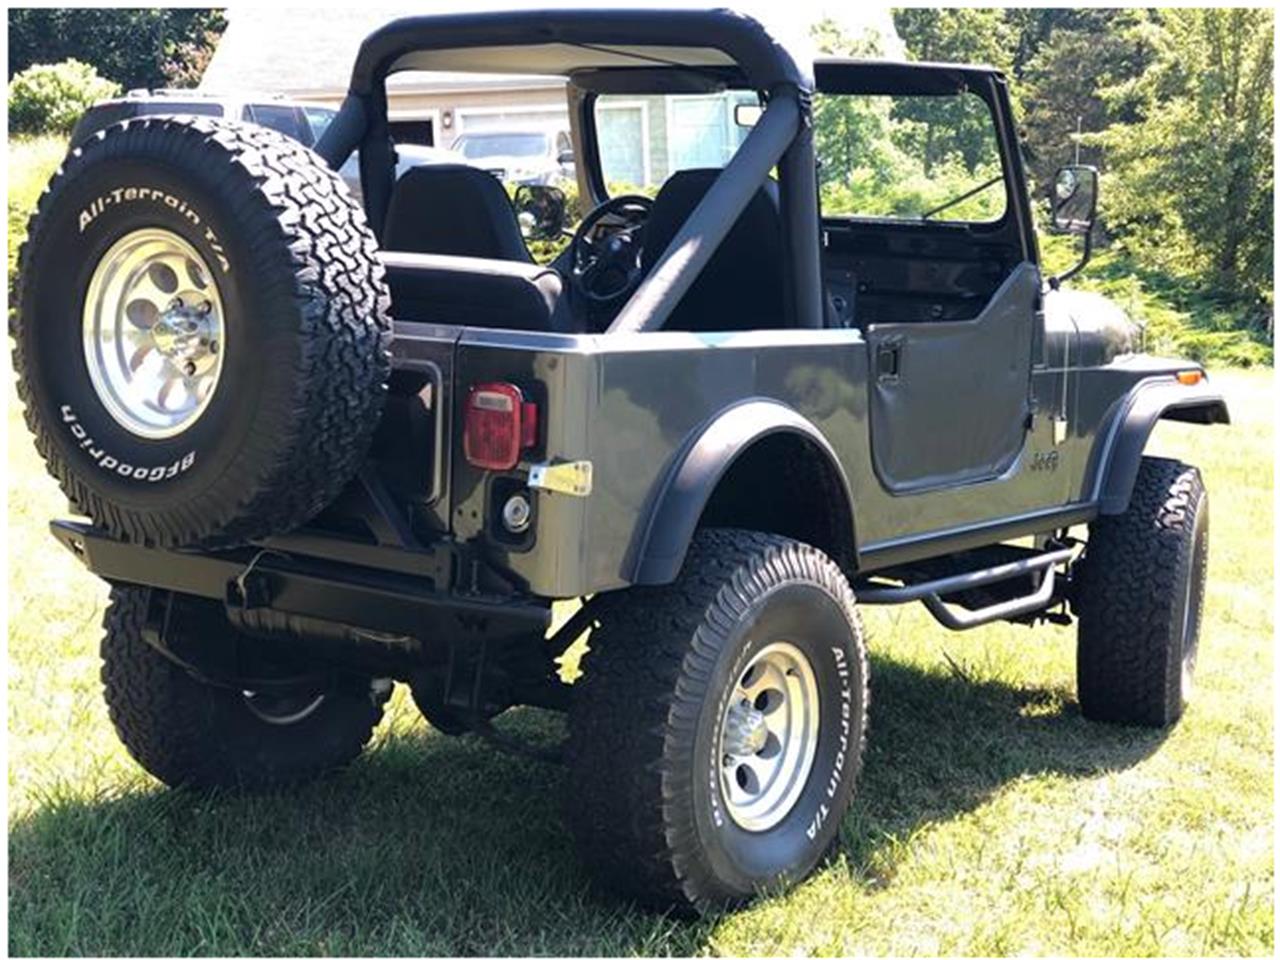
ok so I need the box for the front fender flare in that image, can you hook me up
[628,399,855,584]
[1095,376,1230,515]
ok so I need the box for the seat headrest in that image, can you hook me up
[383,164,531,263]
[641,167,781,273]
[638,167,786,331]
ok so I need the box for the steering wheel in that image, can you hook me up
[569,194,653,305]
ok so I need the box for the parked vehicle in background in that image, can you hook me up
[70,90,469,200]
[451,125,574,185]
[302,103,470,201]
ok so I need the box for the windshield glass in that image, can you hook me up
[812,90,1007,222]
[454,132,547,160]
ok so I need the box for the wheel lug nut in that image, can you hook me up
[198,301,211,314]
[172,297,184,309]
[183,361,197,377]
[209,340,219,354]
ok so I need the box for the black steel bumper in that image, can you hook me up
[51,520,550,643]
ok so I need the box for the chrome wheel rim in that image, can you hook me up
[82,228,226,439]
[718,641,820,832]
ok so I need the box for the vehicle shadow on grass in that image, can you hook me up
[8,653,1168,956]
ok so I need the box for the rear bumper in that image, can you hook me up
[51,520,549,644]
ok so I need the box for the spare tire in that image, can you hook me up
[13,116,391,547]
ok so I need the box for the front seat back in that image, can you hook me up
[640,168,786,332]
[382,164,532,262]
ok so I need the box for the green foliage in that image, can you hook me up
[812,15,1006,222]
[7,60,118,136]
[893,8,1018,173]
[1017,9,1161,183]
[7,9,226,91]
[1092,9,1274,309]
[1041,234,1273,367]
[821,156,1005,223]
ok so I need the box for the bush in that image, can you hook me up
[8,59,119,136]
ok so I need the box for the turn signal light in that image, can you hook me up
[463,382,538,470]
[1177,369,1203,386]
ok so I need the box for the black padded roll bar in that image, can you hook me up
[777,91,823,332]
[314,94,365,169]
[608,87,809,334]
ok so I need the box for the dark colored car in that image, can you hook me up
[15,8,1227,914]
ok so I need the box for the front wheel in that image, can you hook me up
[1074,456,1209,727]
[566,530,869,913]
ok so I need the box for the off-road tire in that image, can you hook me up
[566,529,869,913]
[101,587,386,788]
[1074,456,1209,727]
[13,116,391,548]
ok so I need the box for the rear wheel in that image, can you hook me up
[566,530,869,913]
[101,587,387,789]
[1074,456,1209,727]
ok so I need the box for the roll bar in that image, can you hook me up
[316,7,823,331]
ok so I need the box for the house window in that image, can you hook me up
[594,91,757,195]
[596,100,649,189]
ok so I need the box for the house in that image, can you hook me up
[200,3,899,188]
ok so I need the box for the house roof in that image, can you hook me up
[201,3,900,98]
[201,5,563,97]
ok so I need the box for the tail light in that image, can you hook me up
[463,382,538,470]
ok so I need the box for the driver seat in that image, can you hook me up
[382,164,533,262]
[641,168,786,331]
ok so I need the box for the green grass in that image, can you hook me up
[7,134,1275,955]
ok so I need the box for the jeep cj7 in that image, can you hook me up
[15,8,1228,912]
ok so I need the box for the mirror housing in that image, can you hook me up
[556,148,575,166]
[1047,165,1099,288]
[513,184,567,241]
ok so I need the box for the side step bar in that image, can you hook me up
[857,546,1075,631]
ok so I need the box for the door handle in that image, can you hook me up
[875,340,901,383]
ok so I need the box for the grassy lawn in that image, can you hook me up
[7,137,1274,955]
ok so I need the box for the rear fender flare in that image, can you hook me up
[628,399,855,584]
[1095,377,1229,515]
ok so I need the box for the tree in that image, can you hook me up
[7,9,226,90]
[1097,8,1274,306]
[1017,9,1161,184]
[891,9,1016,173]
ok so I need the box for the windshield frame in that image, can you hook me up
[811,85,1013,229]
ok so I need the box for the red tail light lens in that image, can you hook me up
[463,382,538,470]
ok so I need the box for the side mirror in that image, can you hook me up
[513,184,567,241]
[556,149,575,166]
[1047,165,1099,289]
[1050,164,1098,235]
